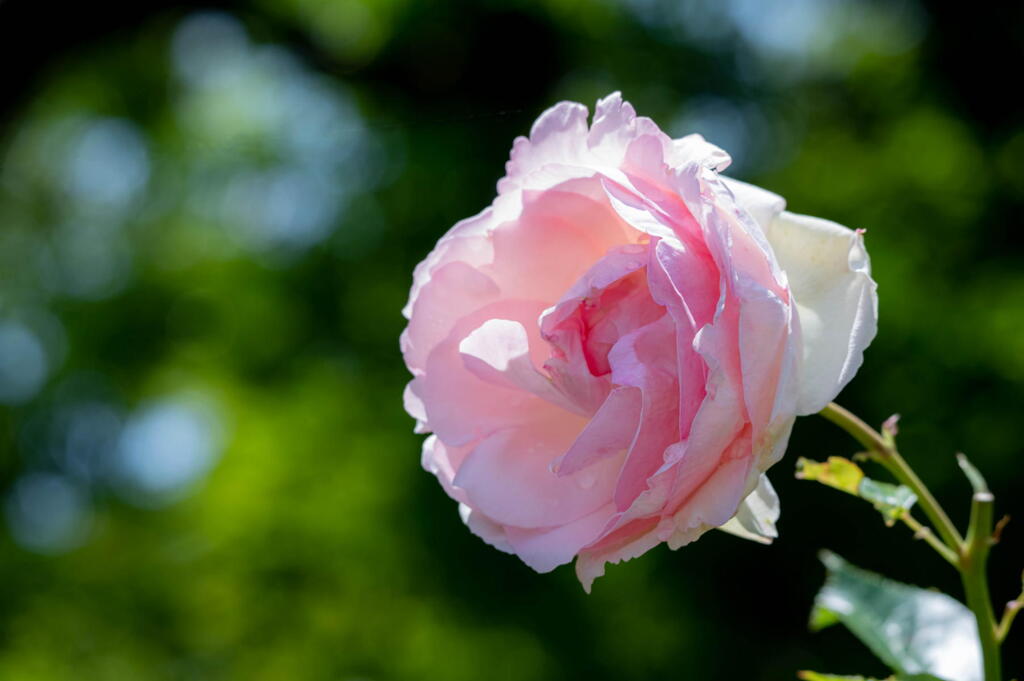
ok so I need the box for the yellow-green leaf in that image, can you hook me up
[796,456,864,494]
[796,458,918,526]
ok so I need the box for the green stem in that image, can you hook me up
[996,577,1023,643]
[962,486,1001,681]
[819,403,1004,680]
[958,455,1003,679]
[818,402,963,550]
[900,512,959,567]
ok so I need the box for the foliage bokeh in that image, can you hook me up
[1,1,1022,679]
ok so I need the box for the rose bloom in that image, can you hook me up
[401,93,877,590]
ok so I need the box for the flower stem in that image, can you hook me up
[818,403,1003,681]
[959,455,1002,681]
[818,402,962,550]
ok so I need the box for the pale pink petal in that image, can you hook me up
[601,177,679,241]
[553,386,643,476]
[606,315,680,510]
[538,244,655,414]
[498,102,590,195]
[647,237,719,436]
[419,299,554,447]
[670,133,732,172]
[675,165,788,301]
[403,380,429,434]
[504,503,616,573]
[421,435,471,505]
[402,260,500,373]
[402,207,497,321]
[587,92,639,160]
[574,516,665,593]
[484,185,630,303]
[660,319,745,506]
[737,291,792,439]
[667,453,755,549]
[458,318,584,415]
[453,411,624,529]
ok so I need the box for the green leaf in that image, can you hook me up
[809,603,842,631]
[796,456,864,494]
[796,457,918,526]
[857,478,917,526]
[811,552,982,681]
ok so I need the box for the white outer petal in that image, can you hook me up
[718,474,780,544]
[721,176,878,414]
[765,211,878,414]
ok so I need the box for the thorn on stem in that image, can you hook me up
[992,515,1011,545]
[882,413,900,437]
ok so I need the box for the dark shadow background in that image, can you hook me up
[1,1,1022,678]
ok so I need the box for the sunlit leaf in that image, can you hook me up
[857,479,917,526]
[797,458,918,526]
[811,552,982,681]
[796,456,864,494]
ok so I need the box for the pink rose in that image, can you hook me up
[401,93,877,590]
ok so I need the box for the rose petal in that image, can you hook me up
[606,315,680,510]
[459,503,515,554]
[717,473,781,544]
[499,102,590,195]
[720,176,785,233]
[574,516,664,593]
[402,259,500,373]
[667,453,754,549]
[402,207,497,322]
[671,133,732,172]
[422,435,471,504]
[553,386,642,476]
[459,318,584,415]
[504,503,616,573]
[403,380,429,434]
[485,185,630,302]
[453,411,624,529]
[764,211,878,414]
[420,299,554,446]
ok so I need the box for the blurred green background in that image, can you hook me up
[1,0,1022,678]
